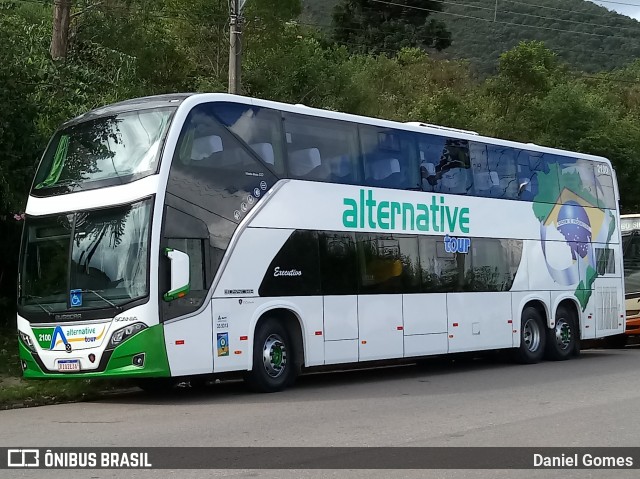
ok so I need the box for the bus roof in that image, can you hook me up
[63,93,194,127]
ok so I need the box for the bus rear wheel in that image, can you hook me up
[245,317,297,393]
[514,306,546,364]
[544,306,577,361]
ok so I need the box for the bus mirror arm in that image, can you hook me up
[163,248,190,301]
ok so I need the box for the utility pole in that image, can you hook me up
[228,0,247,94]
[51,0,73,60]
[494,0,498,22]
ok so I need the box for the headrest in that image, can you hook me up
[440,168,464,189]
[372,158,400,180]
[191,135,223,161]
[474,170,501,190]
[328,155,351,177]
[421,162,436,176]
[289,148,321,176]
[250,143,275,165]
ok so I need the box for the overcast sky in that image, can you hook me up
[590,1,640,20]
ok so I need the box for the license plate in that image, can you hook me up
[57,359,80,372]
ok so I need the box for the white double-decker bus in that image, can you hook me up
[17,94,625,392]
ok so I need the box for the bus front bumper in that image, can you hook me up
[19,325,171,379]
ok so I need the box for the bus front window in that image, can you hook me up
[19,199,153,319]
[32,109,173,195]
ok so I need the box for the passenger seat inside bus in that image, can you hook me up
[327,155,354,184]
[249,142,275,167]
[368,157,404,189]
[473,170,501,196]
[190,135,223,162]
[289,147,323,178]
[421,161,437,190]
[438,168,468,194]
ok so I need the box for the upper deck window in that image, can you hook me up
[32,108,174,196]
[210,102,286,175]
[283,113,361,184]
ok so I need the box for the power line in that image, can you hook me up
[481,0,640,34]
[501,0,621,19]
[358,0,640,38]
[590,0,640,8]
[497,8,640,36]
[297,19,640,59]
[431,0,640,24]
[371,0,640,41]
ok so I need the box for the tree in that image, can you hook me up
[51,0,72,60]
[332,0,451,56]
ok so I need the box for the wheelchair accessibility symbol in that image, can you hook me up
[70,289,83,307]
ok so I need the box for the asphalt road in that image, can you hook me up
[2,346,640,478]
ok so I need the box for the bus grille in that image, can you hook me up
[596,287,618,331]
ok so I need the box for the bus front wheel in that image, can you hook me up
[245,317,297,393]
[514,307,546,364]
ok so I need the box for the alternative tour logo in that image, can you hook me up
[342,189,470,234]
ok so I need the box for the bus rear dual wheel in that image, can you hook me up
[244,317,298,393]
[514,306,578,363]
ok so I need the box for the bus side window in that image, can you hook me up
[418,236,459,292]
[593,162,616,210]
[418,138,442,192]
[556,156,599,205]
[419,135,472,195]
[355,233,420,294]
[209,102,285,175]
[471,143,518,200]
[169,103,278,225]
[161,206,210,321]
[516,151,553,201]
[360,127,419,190]
[468,238,522,291]
[624,236,640,295]
[318,232,358,295]
[283,113,360,184]
[595,247,616,275]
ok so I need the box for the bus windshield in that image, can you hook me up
[18,199,152,319]
[32,108,173,194]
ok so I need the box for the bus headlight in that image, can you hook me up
[19,331,36,352]
[108,323,147,349]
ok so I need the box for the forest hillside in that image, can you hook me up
[302,0,640,73]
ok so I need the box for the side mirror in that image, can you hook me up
[163,248,190,301]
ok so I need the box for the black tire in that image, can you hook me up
[244,317,297,393]
[513,306,546,364]
[544,306,578,361]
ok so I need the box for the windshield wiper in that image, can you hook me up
[77,289,122,312]
[22,295,53,316]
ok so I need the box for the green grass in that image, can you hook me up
[0,327,131,409]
